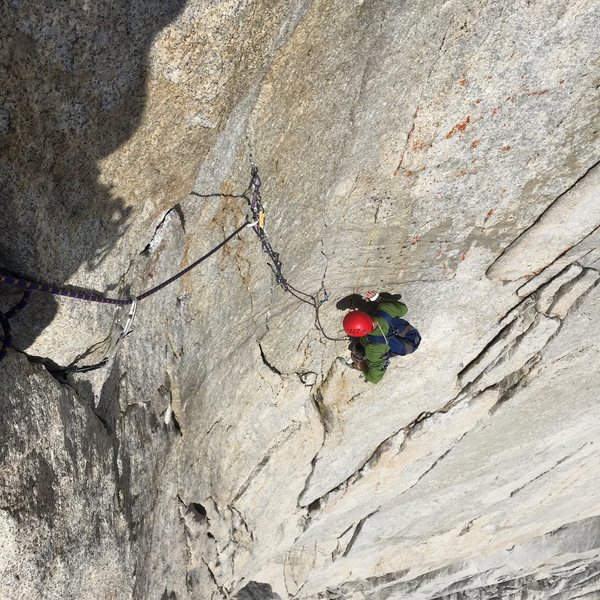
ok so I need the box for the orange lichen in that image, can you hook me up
[411,140,427,151]
[446,116,471,139]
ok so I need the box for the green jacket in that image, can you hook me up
[359,300,408,384]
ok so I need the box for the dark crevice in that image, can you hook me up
[258,342,282,376]
[140,204,186,256]
[342,510,379,558]
[188,502,208,523]
[232,455,271,504]
[171,409,182,435]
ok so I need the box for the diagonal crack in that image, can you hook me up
[486,159,600,278]
[342,509,380,558]
[509,443,589,498]
[258,342,282,376]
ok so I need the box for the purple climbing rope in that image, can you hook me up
[0,219,250,361]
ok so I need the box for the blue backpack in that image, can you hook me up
[367,310,421,356]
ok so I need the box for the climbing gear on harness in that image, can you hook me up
[343,310,375,337]
[245,167,344,342]
[367,310,421,356]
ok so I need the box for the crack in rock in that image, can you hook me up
[341,509,379,558]
[140,204,186,256]
[509,443,589,498]
[486,161,600,281]
[258,341,283,376]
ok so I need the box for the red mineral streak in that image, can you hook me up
[446,116,471,139]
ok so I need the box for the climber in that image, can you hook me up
[343,291,421,384]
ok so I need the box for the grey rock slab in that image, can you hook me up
[516,225,600,298]
[488,163,600,282]
[535,263,583,314]
[0,354,133,600]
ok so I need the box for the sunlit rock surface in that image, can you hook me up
[1,0,599,598]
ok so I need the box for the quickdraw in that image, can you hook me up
[245,167,344,342]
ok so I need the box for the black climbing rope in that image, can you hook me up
[0,220,249,307]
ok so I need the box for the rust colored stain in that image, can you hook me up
[502,145,511,152]
[405,170,414,177]
[411,140,427,151]
[475,98,482,104]
[410,234,421,245]
[471,139,481,149]
[559,79,565,84]
[458,79,467,86]
[491,108,499,116]
[445,116,471,139]
[484,208,494,224]
[460,250,468,262]
[528,88,550,96]
[220,180,234,196]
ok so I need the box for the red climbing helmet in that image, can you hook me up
[343,310,375,337]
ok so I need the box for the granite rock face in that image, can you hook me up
[1,0,600,599]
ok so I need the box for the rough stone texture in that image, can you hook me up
[1,0,600,599]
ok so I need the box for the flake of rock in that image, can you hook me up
[548,269,600,320]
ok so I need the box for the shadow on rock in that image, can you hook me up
[0,0,186,350]
[237,582,282,600]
